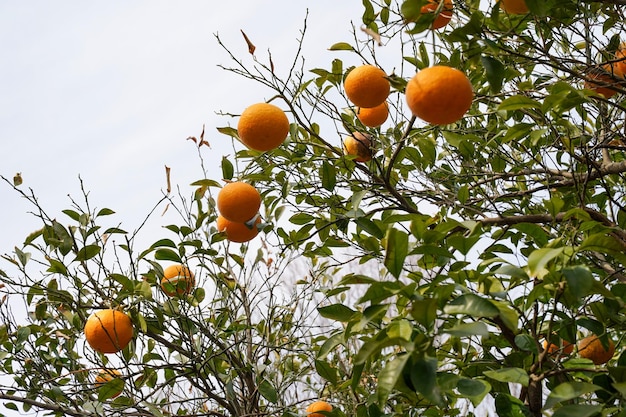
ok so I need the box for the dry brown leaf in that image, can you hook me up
[241,30,256,55]
[361,26,382,46]
[165,165,171,194]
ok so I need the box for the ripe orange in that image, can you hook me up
[344,65,390,108]
[84,309,134,354]
[614,44,626,75]
[357,101,388,128]
[498,0,529,14]
[542,339,574,356]
[161,264,195,297]
[217,215,261,243]
[584,66,623,99]
[217,182,261,223]
[421,0,453,30]
[343,132,373,162]
[94,369,123,398]
[578,335,616,365]
[237,103,290,152]
[306,400,333,417]
[405,65,473,125]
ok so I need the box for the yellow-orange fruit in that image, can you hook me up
[542,339,574,356]
[161,264,195,297]
[237,103,290,152]
[94,369,123,398]
[405,65,473,125]
[306,401,333,417]
[344,65,390,108]
[84,309,133,354]
[357,101,389,128]
[217,215,261,243]
[584,64,626,98]
[578,335,616,365]
[498,0,529,14]
[343,132,373,162]
[217,182,261,223]
[421,0,453,30]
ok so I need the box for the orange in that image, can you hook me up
[542,339,574,356]
[344,65,390,108]
[217,215,261,243]
[357,101,388,128]
[578,335,616,365]
[84,309,134,354]
[343,132,373,162]
[161,264,195,297]
[614,43,626,75]
[306,400,333,417]
[405,65,473,125]
[217,182,261,223]
[498,0,529,14]
[94,369,123,398]
[237,103,290,152]
[584,66,623,99]
[421,0,453,30]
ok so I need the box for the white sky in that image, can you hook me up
[0,1,365,258]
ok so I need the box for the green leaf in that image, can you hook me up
[321,160,336,191]
[411,297,438,328]
[96,208,115,216]
[552,404,603,417]
[457,378,491,407]
[386,319,413,341]
[318,304,356,321]
[74,245,101,262]
[328,42,354,51]
[384,228,408,278]
[154,248,182,263]
[494,393,530,417]
[481,55,505,93]
[315,359,338,384]
[377,353,409,405]
[258,379,278,403]
[444,294,499,318]
[446,321,490,337]
[318,332,345,359]
[98,378,124,401]
[514,334,538,353]
[544,382,601,409]
[406,356,443,405]
[498,95,542,111]
[221,157,234,180]
[289,212,315,225]
[484,368,529,387]
[563,265,594,300]
[527,247,564,278]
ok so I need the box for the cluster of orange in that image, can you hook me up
[584,45,626,99]
[543,334,617,365]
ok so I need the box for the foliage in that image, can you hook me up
[5,1,626,416]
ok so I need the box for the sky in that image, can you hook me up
[0,1,365,260]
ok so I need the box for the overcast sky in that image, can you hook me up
[0,1,368,260]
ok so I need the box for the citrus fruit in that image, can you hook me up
[217,215,261,243]
[344,65,390,108]
[614,43,626,75]
[84,309,134,354]
[542,339,574,356]
[421,0,453,30]
[343,132,373,162]
[237,103,290,152]
[357,101,388,128]
[94,369,123,398]
[161,264,195,297]
[217,182,261,223]
[405,65,473,125]
[498,0,529,14]
[306,400,333,417]
[584,66,622,99]
[578,335,616,365]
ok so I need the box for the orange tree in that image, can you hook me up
[4,1,626,417]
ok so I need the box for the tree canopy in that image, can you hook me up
[4,1,626,416]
